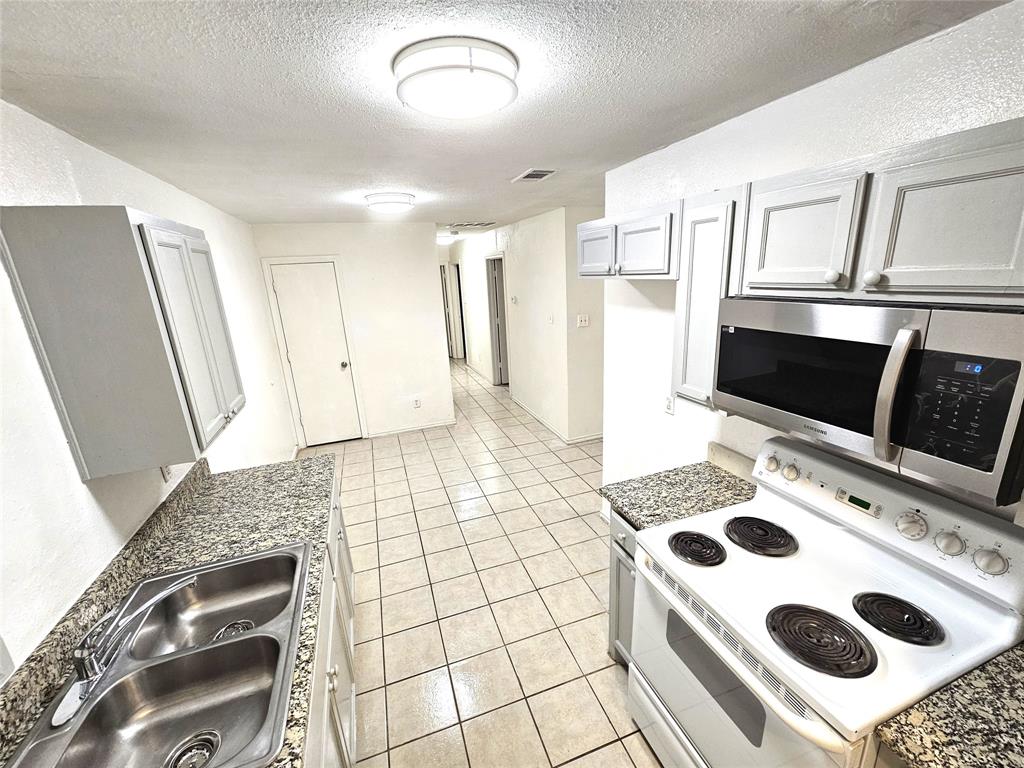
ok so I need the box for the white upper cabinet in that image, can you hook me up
[577,222,616,276]
[741,171,867,291]
[0,206,244,479]
[142,226,228,448]
[616,209,675,276]
[859,141,1024,294]
[183,236,246,417]
[577,201,682,279]
[673,188,744,404]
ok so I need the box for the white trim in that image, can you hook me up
[365,418,458,438]
[509,393,602,446]
[260,254,367,448]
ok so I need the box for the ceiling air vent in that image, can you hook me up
[511,168,556,183]
[447,222,496,229]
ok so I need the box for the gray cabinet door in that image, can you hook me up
[743,172,867,291]
[859,142,1024,294]
[184,236,245,417]
[142,225,226,448]
[673,191,737,404]
[578,223,616,276]
[616,211,674,276]
[608,542,635,664]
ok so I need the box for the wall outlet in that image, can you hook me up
[665,396,676,415]
[413,399,422,409]
[576,314,590,328]
[159,465,172,482]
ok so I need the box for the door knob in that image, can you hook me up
[340,361,349,370]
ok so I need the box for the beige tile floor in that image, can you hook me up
[300,361,664,767]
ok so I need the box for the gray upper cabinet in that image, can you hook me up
[577,201,682,279]
[741,171,867,292]
[673,188,744,404]
[859,141,1024,294]
[577,222,616,276]
[1,206,244,480]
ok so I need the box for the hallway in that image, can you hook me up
[301,361,659,767]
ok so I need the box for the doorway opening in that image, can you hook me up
[486,256,510,386]
[440,263,466,360]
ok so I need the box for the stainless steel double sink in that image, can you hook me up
[10,542,310,768]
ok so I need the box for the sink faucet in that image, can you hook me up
[52,575,197,726]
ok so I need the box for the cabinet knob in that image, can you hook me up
[615,532,626,542]
[823,269,842,285]
[337,530,345,541]
[606,265,613,275]
[327,679,337,693]
[340,361,349,370]
[329,665,338,679]
[863,270,883,287]
[615,263,623,274]
[629,569,636,578]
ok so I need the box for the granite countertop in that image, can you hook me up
[598,461,756,530]
[599,461,1024,768]
[0,454,335,766]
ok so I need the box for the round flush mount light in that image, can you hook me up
[393,36,518,119]
[365,192,415,213]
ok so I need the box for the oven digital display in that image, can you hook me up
[847,494,872,512]
[954,361,985,374]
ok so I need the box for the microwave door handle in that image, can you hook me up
[873,327,920,462]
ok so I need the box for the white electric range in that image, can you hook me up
[629,437,1024,768]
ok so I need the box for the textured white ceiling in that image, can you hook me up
[0,0,1001,225]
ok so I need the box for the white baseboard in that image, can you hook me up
[366,417,458,439]
[509,395,602,446]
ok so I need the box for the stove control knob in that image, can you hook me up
[895,512,928,541]
[934,530,966,557]
[782,463,800,482]
[764,456,780,473]
[973,548,1009,576]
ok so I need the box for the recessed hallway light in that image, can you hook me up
[365,192,415,213]
[392,36,518,119]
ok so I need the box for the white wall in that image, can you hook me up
[564,207,605,440]
[252,224,455,435]
[0,102,296,664]
[499,209,572,437]
[602,3,1024,484]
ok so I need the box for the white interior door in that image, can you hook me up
[271,262,361,445]
[487,258,510,385]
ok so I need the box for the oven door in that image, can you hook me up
[713,299,931,467]
[630,553,863,768]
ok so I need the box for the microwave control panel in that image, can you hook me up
[899,352,1020,472]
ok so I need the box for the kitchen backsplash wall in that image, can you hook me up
[601,3,1024,489]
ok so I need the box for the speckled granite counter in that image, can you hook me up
[598,461,756,530]
[599,461,1024,768]
[0,455,335,766]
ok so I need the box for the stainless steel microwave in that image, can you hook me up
[712,298,1024,517]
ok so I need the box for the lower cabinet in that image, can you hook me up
[305,503,357,767]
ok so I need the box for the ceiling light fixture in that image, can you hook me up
[392,36,518,119]
[365,192,415,213]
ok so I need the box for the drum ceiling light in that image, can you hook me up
[365,192,415,213]
[393,36,518,119]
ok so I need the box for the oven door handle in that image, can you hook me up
[873,326,920,462]
[636,557,849,754]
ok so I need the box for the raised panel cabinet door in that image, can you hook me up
[673,197,735,404]
[608,543,635,664]
[328,585,356,762]
[184,237,245,417]
[577,223,616,276]
[616,212,673,276]
[860,142,1024,294]
[141,225,226,448]
[743,173,867,290]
